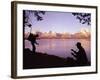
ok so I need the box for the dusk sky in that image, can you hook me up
[25,10,91,34]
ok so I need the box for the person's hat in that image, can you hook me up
[76,42,81,46]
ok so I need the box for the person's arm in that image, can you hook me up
[35,41,39,45]
[71,52,77,58]
[71,49,77,54]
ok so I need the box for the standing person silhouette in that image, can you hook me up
[71,42,88,66]
[28,33,39,53]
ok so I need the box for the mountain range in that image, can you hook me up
[25,29,90,39]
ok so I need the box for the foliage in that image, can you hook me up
[72,13,91,25]
[23,10,45,28]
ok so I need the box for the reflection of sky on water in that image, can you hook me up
[25,39,91,61]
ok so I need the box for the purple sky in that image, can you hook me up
[25,11,91,34]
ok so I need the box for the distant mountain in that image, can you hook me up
[24,29,90,39]
[72,29,90,39]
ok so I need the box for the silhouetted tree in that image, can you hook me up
[23,10,45,52]
[72,13,91,25]
[23,10,45,30]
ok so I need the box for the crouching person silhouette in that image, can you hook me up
[71,42,88,66]
[28,33,39,53]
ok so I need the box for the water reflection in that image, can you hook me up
[25,39,91,61]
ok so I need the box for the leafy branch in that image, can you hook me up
[72,13,91,25]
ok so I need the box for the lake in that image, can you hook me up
[25,39,91,62]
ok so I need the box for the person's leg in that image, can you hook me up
[32,43,36,53]
[33,45,36,53]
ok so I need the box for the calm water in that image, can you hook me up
[25,39,91,61]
